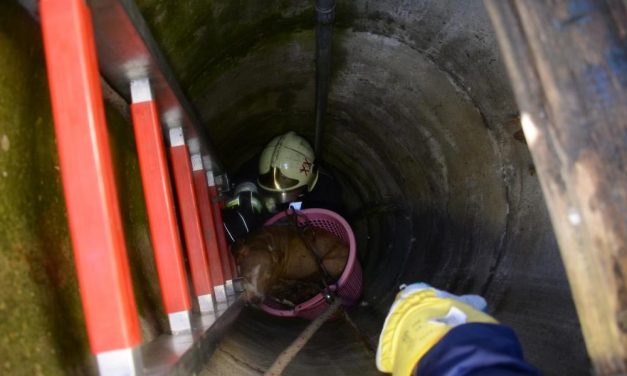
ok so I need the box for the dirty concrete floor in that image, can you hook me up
[201,307,383,376]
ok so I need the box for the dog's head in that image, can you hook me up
[232,239,279,303]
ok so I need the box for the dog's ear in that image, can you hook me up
[230,240,248,261]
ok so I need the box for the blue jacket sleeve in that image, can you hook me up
[415,323,541,376]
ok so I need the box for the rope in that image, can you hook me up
[264,298,342,376]
[286,209,335,293]
[263,209,374,375]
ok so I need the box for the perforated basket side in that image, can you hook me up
[260,209,362,319]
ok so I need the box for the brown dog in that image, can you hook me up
[232,225,349,304]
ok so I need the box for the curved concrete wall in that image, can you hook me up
[136,1,587,374]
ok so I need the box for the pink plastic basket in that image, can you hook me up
[259,208,362,320]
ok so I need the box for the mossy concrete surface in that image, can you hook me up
[0,2,163,374]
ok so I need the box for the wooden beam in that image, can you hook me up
[484,1,627,374]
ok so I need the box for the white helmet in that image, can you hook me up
[258,131,319,203]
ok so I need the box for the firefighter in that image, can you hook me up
[376,283,541,376]
[222,131,343,242]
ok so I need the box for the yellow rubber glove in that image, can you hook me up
[376,283,497,376]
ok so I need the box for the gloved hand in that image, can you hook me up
[376,283,497,376]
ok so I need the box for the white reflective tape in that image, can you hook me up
[225,279,235,296]
[168,310,192,334]
[191,153,203,171]
[130,78,152,103]
[214,285,227,304]
[214,285,228,312]
[96,347,143,376]
[198,293,215,313]
[169,127,185,147]
[206,171,216,186]
[224,223,235,242]
[236,211,249,232]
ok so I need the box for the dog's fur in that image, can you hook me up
[232,225,348,304]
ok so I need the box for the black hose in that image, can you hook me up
[313,0,335,161]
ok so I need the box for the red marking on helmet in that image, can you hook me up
[300,159,312,176]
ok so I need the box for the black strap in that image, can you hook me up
[286,209,337,302]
